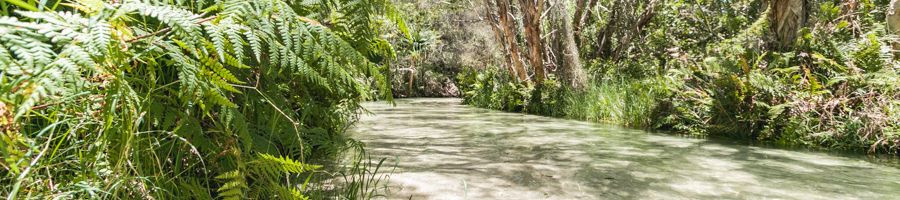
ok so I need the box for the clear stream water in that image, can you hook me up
[349,98,900,200]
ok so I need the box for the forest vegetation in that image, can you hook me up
[429,0,900,155]
[2,0,900,199]
[1,0,402,199]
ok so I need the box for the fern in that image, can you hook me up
[1,0,401,198]
[121,3,201,38]
[86,19,110,56]
[223,19,245,63]
[245,30,263,62]
[251,153,322,178]
[215,170,247,200]
[205,21,228,61]
[269,184,311,200]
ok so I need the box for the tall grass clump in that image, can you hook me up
[458,65,669,128]
[304,143,395,199]
[563,76,669,128]
[0,0,405,198]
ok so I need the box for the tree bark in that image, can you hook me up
[594,1,620,59]
[768,0,808,51]
[495,0,529,81]
[484,0,517,78]
[887,0,900,52]
[551,0,587,90]
[573,0,598,43]
[519,0,545,84]
[611,0,657,61]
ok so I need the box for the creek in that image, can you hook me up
[350,98,900,199]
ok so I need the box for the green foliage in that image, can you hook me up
[459,63,669,128]
[564,77,670,128]
[458,67,561,114]
[214,154,322,200]
[0,0,401,198]
[656,1,900,153]
[460,0,899,155]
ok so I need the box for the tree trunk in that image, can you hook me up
[573,0,598,43]
[519,0,545,84]
[768,0,808,51]
[594,1,620,59]
[551,0,587,90]
[484,0,517,78]
[887,0,900,52]
[495,0,529,81]
[611,0,657,61]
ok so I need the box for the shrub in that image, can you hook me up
[0,0,402,198]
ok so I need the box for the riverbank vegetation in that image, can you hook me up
[0,0,402,198]
[453,0,900,155]
[2,0,899,198]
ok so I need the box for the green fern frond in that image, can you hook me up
[267,37,281,67]
[215,170,247,200]
[86,19,110,56]
[205,22,228,61]
[0,0,403,198]
[245,30,263,62]
[208,74,240,93]
[122,3,202,38]
[221,0,251,17]
[220,108,253,151]
[223,53,251,69]
[301,37,317,61]
[223,20,245,62]
[0,34,55,68]
[278,42,299,72]
[267,184,310,200]
[0,43,12,67]
[251,153,321,178]
[276,16,293,53]
[164,43,202,99]
[49,58,78,78]
[60,45,95,69]
[203,54,243,84]
[206,90,237,108]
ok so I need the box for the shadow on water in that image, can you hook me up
[350,98,900,200]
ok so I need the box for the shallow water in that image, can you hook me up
[350,98,900,200]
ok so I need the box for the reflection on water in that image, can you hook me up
[350,98,900,200]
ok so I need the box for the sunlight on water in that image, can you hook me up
[350,98,900,200]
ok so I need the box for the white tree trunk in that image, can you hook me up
[887,0,900,51]
[768,0,807,51]
[551,0,587,90]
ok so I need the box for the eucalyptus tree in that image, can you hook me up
[551,0,588,90]
[484,0,587,87]
[484,0,529,82]
[768,0,809,51]
[887,0,900,51]
[519,0,546,84]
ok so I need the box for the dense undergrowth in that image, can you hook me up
[1,0,402,199]
[459,0,900,155]
[384,0,497,98]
